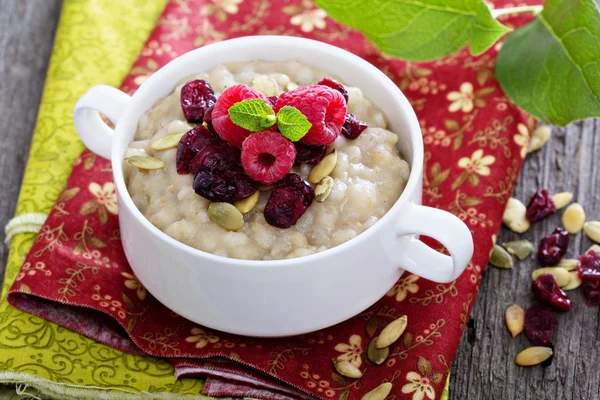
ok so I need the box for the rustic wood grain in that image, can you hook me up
[0,1,599,399]
[0,0,62,282]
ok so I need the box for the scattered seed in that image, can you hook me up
[207,202,244,231]
[332,359,362,378]
[557,258,579,271]
[584,221,600,243]
[527,126,551,153]
[234,191,260,214]
[503,240,534,261]
[505,304,525,338]
[367,337,389,365]
[562,272,582,291]
[151,132,186,151]
[515,346,553,366]
[531,267,571,287]
[167,120,192,135]
[587,244,600,254]
[126,155,166,170]
[308,150,337,184]
[489,244,514,269]
[552,192,573,210]
[502,198,530,233]
[361,383,393,400]
[259,184,274,192]
[562,203,586,234]
[315,176,334,202]
[377,315,407,348]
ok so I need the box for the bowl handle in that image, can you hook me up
[73,85,131,159]
[395,203,474,283]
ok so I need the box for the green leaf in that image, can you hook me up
[276,106,312,142]
[314,0,510,61]
[228,99,277,132]
[497,0,600,126]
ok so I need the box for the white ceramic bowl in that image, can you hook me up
[73,36,474,337]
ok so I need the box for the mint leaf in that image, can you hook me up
[497,0,600,126]
[277,106,312,142]
[228,99,277,132]
[314,0,510,61]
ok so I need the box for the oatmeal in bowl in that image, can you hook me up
[124,61,410,260]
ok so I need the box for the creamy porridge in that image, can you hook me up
[124,60,410,260]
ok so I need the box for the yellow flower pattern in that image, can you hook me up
[334,334,363,368]
[457,149,496,177]
[185,327,219,349]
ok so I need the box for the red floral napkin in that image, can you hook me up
[8,1,540,399]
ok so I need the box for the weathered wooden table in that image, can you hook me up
[1,1,599,399]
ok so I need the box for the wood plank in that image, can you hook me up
[0,0,62,283]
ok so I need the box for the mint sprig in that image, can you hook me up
[276,106,312,142]
[228,99,277,132]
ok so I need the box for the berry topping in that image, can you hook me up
[538,227,570,265]
[275,85,347,145]
[526,189,556,222]
[241,132,296,184]
[294,142,327,164]
[180,80,216,123]
[190,142,242,173]
[267,96,278,108]
[578,249,600,306]
[264,173,314,228]
[317,77,349,102]
[532,274,572,311]
[203,105,217,135]
[212,84,271,147]
[524,305,558,346]
[193,170,259,203]
[176,126,216,174]
[341,114,368,140]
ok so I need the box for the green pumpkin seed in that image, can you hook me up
[583,221,600,243]
[515,347,552,366]
[551,192,573,210]
[259,184,274,192]
[527,125,551,153]
[332,359,362,379]
[126,155,166,170]
[367,337,389,365]
[315,176,334,202]
[505,304,525,338]
[234,191,259,214]
[502,198,530,233]
[489,244,513,269]
[361,383,393,400]
[562,272,582,291]
[207,202,244,231]
[562,203,586,234]
[502,240,533,261]
[531,267,571,287]
[308,150,337,184]
[150,132,186,151]
[557,258,579,271]
[376,315,407,348]
[587,244,600,254]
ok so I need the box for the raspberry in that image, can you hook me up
[341,114,368,140]
[180,80,216,123]
[176,126,216,174]
[275,85,346,145]
[294,142,327,164]
[193,170,259,203]
[317,77,349,102]
[212,84,270,147]
[264,174,314,228]
[241,132,296,184]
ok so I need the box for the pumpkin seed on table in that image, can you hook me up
[562,272,582,291]
[527,125,551,153]
[531,267,571,287]
[557,258,579,271]
[126,155,166,170]
[515,346,553,366]
[208,202,244,231]
[562,203,586,234]
[332,359,362,378]
[376,315,407,349]
[502,240,534,261]
[588,244,600,254]
[367,337,389,365]
[308,150,337,184]
[150,132,186,151]
[502,198,530,233]
[361,383,393,400]
[315,176,334,202]
[489,244,513,269]
[584,221,600,243]
[259,184,274,192]
[505,304,525,338]
[234,191,260,214]
[552,192,573,210]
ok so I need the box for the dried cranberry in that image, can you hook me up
[341,114,368,140]
[180,80,216,123]
[524,305,558,346]
[176,126,215,174]
[294,142,327,164]
[317,77,349,102]
[532,274,572,311]
[578,250,600,306]
[193,170,259,202]
[264,173,314,228]
[190,142,242,173]
[526,189,556,222]
[266,96,278,108]
[203,105,217,135]
[538,227,570,266]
